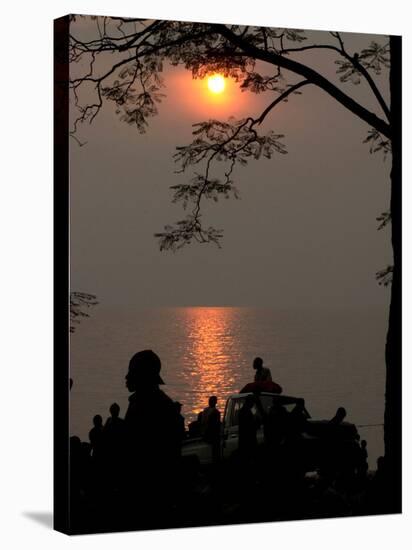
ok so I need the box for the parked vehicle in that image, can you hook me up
[182,392,359,472]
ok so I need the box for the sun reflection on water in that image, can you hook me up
[180,307,244,416]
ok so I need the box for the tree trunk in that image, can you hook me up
[384,34,402,513]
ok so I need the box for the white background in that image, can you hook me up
[0,0,410,547]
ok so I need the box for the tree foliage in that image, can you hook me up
[70,291,98,333]
[68,16,391,250]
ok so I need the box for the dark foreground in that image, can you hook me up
[68,449,394,535]
[67,351,398,534]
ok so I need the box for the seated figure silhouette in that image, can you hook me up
[253,357,272,382]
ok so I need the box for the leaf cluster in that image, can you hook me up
[376,265,393,287]
[70,292,98,333]
[363,128,391,159]
[156,117,286,250]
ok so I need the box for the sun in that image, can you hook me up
[207,74,226,94]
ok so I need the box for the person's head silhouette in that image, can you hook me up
[336,407,346,422]
[110,402,120,418]
[70,435,81,450]
[209,396,217,408]
[93,414,103,428]
[125,349,164,392]
[253,357,263,371]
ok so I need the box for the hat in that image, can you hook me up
[128,350,164,385]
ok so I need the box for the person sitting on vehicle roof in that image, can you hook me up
[253,357,272,382]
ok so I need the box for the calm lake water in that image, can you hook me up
[70,306,388,466]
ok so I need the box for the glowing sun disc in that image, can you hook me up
[207,74,225,94]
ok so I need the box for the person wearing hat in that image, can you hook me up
[119,350,181,519]
[124,350,181,467]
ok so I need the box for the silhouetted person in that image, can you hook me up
[104,403,126,440]
[329,407,347,425]
[375,456,386,482]
[188,410,203,438]
[358,439,368,479]
[103,402,126,466]
[360,439,368,462]
[124,349,181,512]
[366,455,388,513]
[238,395,260,461]
[265,399,289,450]
[289,399,307,434]
[201,396,221,462]
[106,402,121,421]
[89,414,104,458]
[253,357,272,382]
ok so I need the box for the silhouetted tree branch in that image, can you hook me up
[68,18,391,248]
[70,291,98,333]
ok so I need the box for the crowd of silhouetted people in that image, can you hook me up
[69,350,387,533]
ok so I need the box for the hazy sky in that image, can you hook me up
[69,19,392,309]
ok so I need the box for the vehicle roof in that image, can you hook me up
[230,392,304,405]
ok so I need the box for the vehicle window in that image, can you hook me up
[251,404,263,422]
[258,396,308,415]
[231,399,262,426]
[231,399,244,427]
[230,396,309,427]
